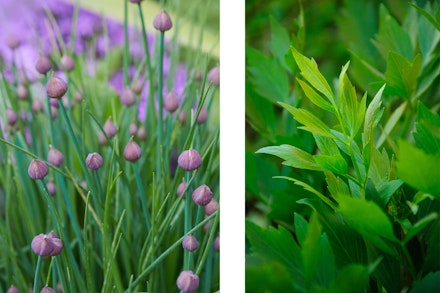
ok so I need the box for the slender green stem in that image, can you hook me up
[184,172,192,270]
[33,256,42,293]
[195,207,219,275]
[133,164,151,230]
[156,32,166,181]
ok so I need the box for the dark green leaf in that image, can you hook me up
[269,16,291,72]
[411,271,440,293]
[404,212,438,244]
[294,213,308,247]
[327,264,370,293]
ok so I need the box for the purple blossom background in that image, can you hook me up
[0,0,188,121]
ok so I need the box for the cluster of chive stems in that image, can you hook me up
[3,1,220,292]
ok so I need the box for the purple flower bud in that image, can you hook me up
[32,99,44,113]
[47,145,64,167]
[176,270,199,293]
[204,198,218,216]
[213,236,220,252]
[197,107,208,124]
[36,56,52,75]
[47,181,56,196]
[192,184,213,206]
[120,88,136,106]
[7,285,18,293]
[46,76,68,99]
[164,91,179,112]
[132,79,144,95]
[129,122,137,136]
[49,98,60,109]
[177,149,202,171]
[61,55,75,72]
[7,34,20,50]
[6,108,18,126]
[31,232,63,257]
[137,126,147,141]
[104,117,118,138]
[17,84,28,100]
[124,137,142,162]
[28,159,49,180]
[40,286,55,293]
[86,152,103,170]
[50,106,58,120]
[129,0,143,3]
[153,10,173,32]
[182,234,198,252]
[207,66,220,87]
[178,111,187,124]
[176,179,187,197]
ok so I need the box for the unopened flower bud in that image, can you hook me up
[86,152,103,170]
[176,271,199,293]
[7,286,18,293]
[28,159,49,180]
[129,122,137,136]
[197,107,208,124]
[176,179,187,197]
[60,55,75,72]
[204,198,218,216]
[132,79,144,95]
[120,88,136,106]
[177,149,202,171]
[17,83,28,100]
[47,145,64,167]
[153,10,173,32]
[31,232,63,256]
[207,66,220,86]
[40,286,55,293]
[32,99,44,113]
[124,137,142,162]
[36,56,52,75]
[47,181,56,196]
[164,91,179,112]
[46,76,67,99]
[7,34,20,50]
[137,126,147,141]
[6,108,18,126]
[192,184,213,206]
[182,234,198,252]
[213,236,220,252]
[178,111,187,123]
[104,117,118,138]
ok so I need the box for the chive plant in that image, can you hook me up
[0,0,220,292]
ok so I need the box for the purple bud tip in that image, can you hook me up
[61,55,75,72]
[153,10,173,32]
[176,179,187,197]
[164,91,179,113]
[137,126,147,141]
[129,0,143,3]
[120,88,136,106]
[6,108,18,126]
[7,285,19,293]
[28,159,49,180]
[86,152,103,170]
[192,184,213,206]
[207,66,220,87]
[176,270,199,293]
[47,145,64,167]
[177,149,202,171]
[31,232,63,257]
[35,56,52,75]
[17,84,28,100]
[46,76,68,99]
[182,234,199,252]
[196,107,208,124]
[129,122,138,136]
[124,137,142,162]
[32,99,44,113]
[104,117,118,138]
[132,79,144,95]
[40,285,55,293]
[213,236,220,252]
[204,198,218,216]
[7,34,20,50]
[47,181,56,196]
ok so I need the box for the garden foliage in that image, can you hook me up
[246,1,440,292]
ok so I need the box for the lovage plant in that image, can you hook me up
[246,1,439,292]
[0,0,219,292]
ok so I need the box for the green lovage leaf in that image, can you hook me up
[279,102,336,139]
[363,84,385,147]
[245,221,304,287]
[384,51,422,99]
[414,102,440,156]
[296,78,334,113]
[326,264,370,293]
[335,195,400,257]
[256,144,320,171]
[377,101,407,148]
[245,260,296,293]
[410,2,440,32]
[247,46,290,104]
[403,212,438,244]
[291,47,334,101]
[313,135,340,157]
[313,155,348,175]
[411,271,440,293]
[269,15,292,72]
[417,4,440,67]
[294,213,309,247]
[396,140,440,198]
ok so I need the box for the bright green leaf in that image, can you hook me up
[297,78,334,113]
[404,212,438,244]
[385,52,422,99]
[314,155,348,175]
[256,144,321,171]
[363,84,385,147]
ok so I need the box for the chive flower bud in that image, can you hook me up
[192,184,213,206]
[47,145,64,167]
[164,91,179,112]
[47,181,56,196]
[177,149,202,171]
[197,107,208,124]
[153,10,173,32]
[137,126,147,141]
[6,108,18,126]
[46,76,68,99]
[129,122,137,136]
[176,179,187,197]
[176,271,199,293]
[60,54,75,72]
[7,286,18,293]
[103,117,118,138]
[213,236,220,252]
[124,137,142,162]
[40,286,55,293]
[7,34,20,50]
[35,55,52,75]
[132,79,144,95]
[31,232,63,257]
[204,198,218,216]
[86,152,103,170]
[182,234,198,252]
[207,66,220,87]
[32,98,44,113]
[17,83,28,100]
[28,159,49,180]
[120,88,136,106]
